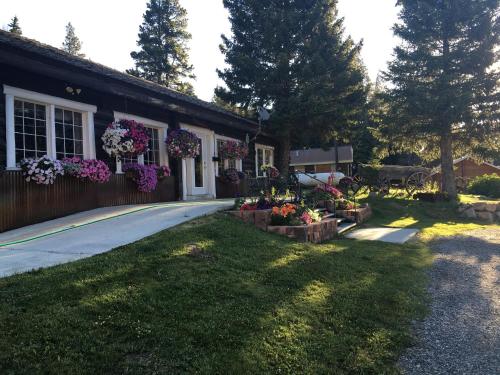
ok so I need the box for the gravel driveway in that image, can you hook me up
[399,229,500,375]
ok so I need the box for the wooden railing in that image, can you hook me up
[0,171,176,233]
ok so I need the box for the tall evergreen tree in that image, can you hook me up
[383,0,499,198]
[8,16,22,35]
[216,0,367,174]
[62,22,85,57]
[127,0,195,95]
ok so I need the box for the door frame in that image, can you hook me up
[180,124,216,200]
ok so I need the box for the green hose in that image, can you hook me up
[0,201,223,248]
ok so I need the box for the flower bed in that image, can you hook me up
[229,205,338,242]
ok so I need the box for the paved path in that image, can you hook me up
[345,227,419,243]
[0,200,233,278]
[399,229,500,375]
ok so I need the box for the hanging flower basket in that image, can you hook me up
[123,163,158,193]
[165,129,200,159]
[102,119,150,159]
[218,140,248,160]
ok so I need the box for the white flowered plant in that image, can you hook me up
[101,121,135,158]
[20,156,64,185]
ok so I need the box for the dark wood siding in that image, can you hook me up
[0,171,176,233]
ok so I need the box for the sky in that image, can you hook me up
[0,0,400,101]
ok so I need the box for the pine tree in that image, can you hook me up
[62,22,85,57]
[216,0,367,174]
[127,0,195,95]
[8,16,22,35]
[383,0,499,198]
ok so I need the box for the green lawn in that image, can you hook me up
[0,212,432,374]
[360,194,498,240]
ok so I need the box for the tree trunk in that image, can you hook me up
[440,131,457,198]
[277,130,291,178]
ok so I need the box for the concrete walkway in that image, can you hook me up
[345,227,419,244]
[0,200,233,278]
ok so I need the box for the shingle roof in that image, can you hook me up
[0,30,258,128]
[290,146,353,165]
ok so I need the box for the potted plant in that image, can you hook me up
[20,156,64,185]
[101,119,151,173]
[62,157,111,183]
[122,163,158,193]
[165,129,200,159]
[218,140,248,160]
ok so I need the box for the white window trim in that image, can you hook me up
[215,134,243,176]
[113,112,169,171]
[255,143,275,177]
[4,85,97,169]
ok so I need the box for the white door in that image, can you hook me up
[191,133,209,195]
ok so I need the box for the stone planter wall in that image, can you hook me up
[458,202,500,223]
[229,210,338,243]
[336,205,372,224]
[267,218,338,243]
[229,209,272,230]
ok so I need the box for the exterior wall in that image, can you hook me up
[454,159,499,179]
[0,171,175,233]
[433,159,499,184]
[290,163,351,176]
[0,61,277,230]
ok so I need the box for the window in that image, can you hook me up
[255,144,274,177]
[215,137,243,176]
[304,165,315,174]
[4,85,97,169]
[14,99,47,161]
[144,128,160,165]
[55,108,84,159]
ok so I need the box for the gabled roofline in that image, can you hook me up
[0,30,266,134]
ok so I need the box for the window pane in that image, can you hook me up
[144,128,160,166]
[25,134,35,150]
[55,108,63,123]
[257,149,264,176]
[36,120,46,135]
[75,141,83,156]
[37,136,46,151]
[194,139,203,187]
[14,100,23,116]
[36,105,46,120]
[24,102,34,118]
[73,112,82,126]
[64,110,73,125]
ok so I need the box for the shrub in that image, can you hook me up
[467,174,500,198]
